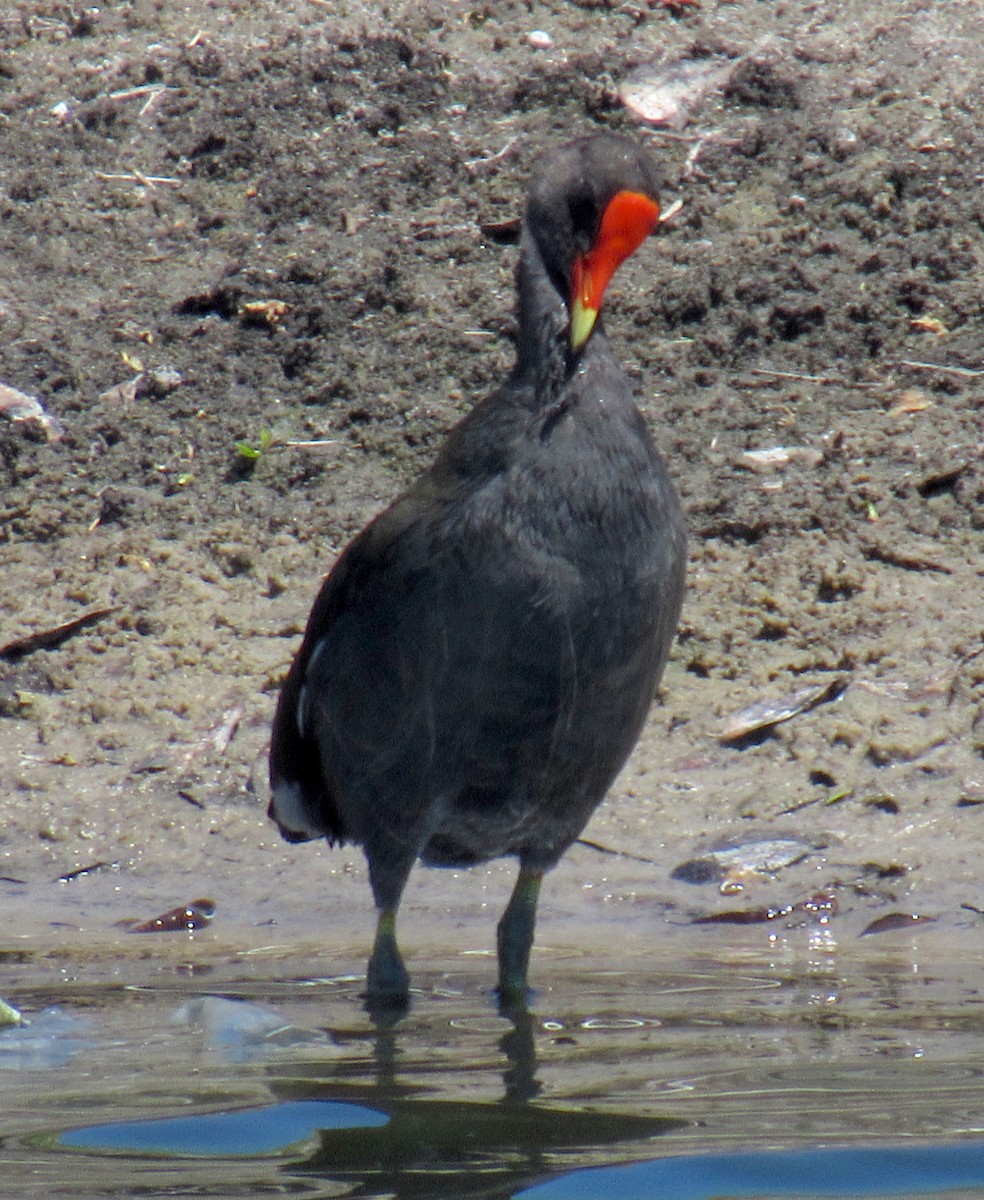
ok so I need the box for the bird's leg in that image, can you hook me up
[364,842,418,1013]
[366,907,410,1011]
[497,866,544,1011]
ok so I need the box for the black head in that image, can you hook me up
[523,134,664,297]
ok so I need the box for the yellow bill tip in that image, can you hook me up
[570,295,598,352]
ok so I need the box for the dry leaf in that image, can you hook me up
[99,375,141,405]
[888,389,933,417]
[742,445,823,471]
[241,299,290,325]
[910,316,948,336]
[0,382,66,442]
[860,912,936,937]
[619,56,738,130]
[720,678,847,742]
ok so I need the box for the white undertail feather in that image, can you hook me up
[269,779,322,842]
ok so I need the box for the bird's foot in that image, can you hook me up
[364,909,411,1016]
[496,977,534,1016]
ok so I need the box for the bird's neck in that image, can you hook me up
[513,228,577,402]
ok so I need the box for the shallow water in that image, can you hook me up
[3,923,984,1199]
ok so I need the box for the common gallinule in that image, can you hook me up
[269,134,687,1009]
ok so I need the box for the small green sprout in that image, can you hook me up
[235,428,273,461]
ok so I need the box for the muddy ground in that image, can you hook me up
[0,0,982,983]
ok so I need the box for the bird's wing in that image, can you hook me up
[268,485,582,845]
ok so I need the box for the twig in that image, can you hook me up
[139,90,170,118]
[896,360,984,378]
[412,222,476,241]
[648,127,708,142]
[108,84,173,102]
[95,171,182,188]
[862,542,953,575]
[0,607,119,661]
[749,368,880,389]
[465,138,519,170]
[58,861,120,883]
[576,837,660,865]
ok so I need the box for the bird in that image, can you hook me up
[268,133,687,1010]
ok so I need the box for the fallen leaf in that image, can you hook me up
[240,299,290,325]
[209,706,243,756]
[619,56,739,129]
[888,389,933,417]
[57,860,120,883]
[741,445,823,472]
[0,382,65,441]
[720,677,847,742]
[860,912,936,937]
[910,316,948,336]
[671,833,821,885]
[0,607,119,661]
[99,375,141,405]
[126,899,216,933]
[693,891,837,927]
[0,998,23,1027]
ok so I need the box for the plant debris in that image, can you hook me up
[694,890,837,926]
[0,998,23,1028]
[0,382,65,442]
[56,861,121,883]
[98,366,183,406]
[671,832,822,887]
[125,899,216,933]
[619,55,740,129]
[720,677,848,743]
[741,446,824,472]
[0,607,119,661]
[860,912,937,937]
[240,298,291,326]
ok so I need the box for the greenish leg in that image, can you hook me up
[497,867,544,1010]
[366,908,410,1008]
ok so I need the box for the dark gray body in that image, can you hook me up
[269,134,687,922]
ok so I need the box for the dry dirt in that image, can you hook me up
[0,0,982,984]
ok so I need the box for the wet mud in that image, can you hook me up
[0,0,982,977]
